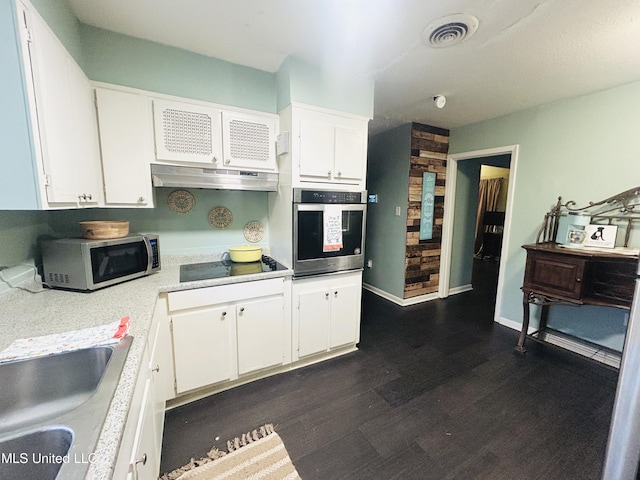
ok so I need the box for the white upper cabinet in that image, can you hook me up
[19,1,103,208]
[94,88,154,207]
[152,99,223,166]
[291,105,368,188]
[222,111,277,171]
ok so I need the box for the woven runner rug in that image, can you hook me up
[160,424,301,480]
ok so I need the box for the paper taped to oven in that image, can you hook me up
[323,204,343,252]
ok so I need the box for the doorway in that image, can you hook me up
[438,145,519,324]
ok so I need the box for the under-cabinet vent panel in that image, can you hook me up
[153,99,222,164]
[162,109,213,156]
[229,119,270,163]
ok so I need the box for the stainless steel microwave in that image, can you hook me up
[42,234,160,291]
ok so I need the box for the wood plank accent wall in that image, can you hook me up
[404,123,449,299]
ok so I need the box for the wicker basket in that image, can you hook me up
[79,221,130,239]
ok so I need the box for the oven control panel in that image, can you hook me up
[294,189,366,204]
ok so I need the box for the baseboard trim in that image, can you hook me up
[447,284,473,296]
[362,283,439,306]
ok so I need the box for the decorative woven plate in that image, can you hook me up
[167,189,195,214]
[208,206,233,229]
[243,221,265,243]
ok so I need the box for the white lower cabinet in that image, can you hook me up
[167,278,289,396]
[171,305,235,394]
[236,296,285,375]
[114,300,168,480]
[293,271,362,360]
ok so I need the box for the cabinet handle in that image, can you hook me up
[327,171,332,178]
[87,193,92,200]
[221,311,227,317]
[152,365,160,373]
[135,453,147,466]
[213,157,218,163]
[337,171,342,177]
[225,159,231,165]
[576,277,582,283]
[325,292,329,299]
[334,291,338,296]
[239,307,245,313]
[138,197,145,203]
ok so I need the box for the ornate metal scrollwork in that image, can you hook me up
[524,291,581,308]
[535,186,640,246]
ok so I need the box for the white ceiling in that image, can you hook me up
[67,0,640,133]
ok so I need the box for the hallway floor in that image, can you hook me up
[161,261,618,479]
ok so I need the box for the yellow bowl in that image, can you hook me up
[228,245,262,263]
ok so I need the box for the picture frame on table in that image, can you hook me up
[583,224,617,248]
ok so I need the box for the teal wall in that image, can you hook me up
[277,56,374,118]
[449,81,640,351]
[29,0,82,64]
[364,124,412,298]
[0,189,270,266]
[79,25,278,114]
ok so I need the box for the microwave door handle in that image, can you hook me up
[144,237,153,273]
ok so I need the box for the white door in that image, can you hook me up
[171,305,234,393]
[297,289,330,357]
[334,125,366,182]
[26,7,102,206]
[236,296,284,375]
[298,119,334,180]
[95,88,154,206]
[329,283,361,348]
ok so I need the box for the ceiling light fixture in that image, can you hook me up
[422,14,479,48]
[433,95,446,109]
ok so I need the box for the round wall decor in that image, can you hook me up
[243,221,265,243]
[167,189,195,214]
[208,206,233,229]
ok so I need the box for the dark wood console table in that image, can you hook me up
[516,243,638,354]
[516,186,640,356]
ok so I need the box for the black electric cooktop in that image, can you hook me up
[179,255,288,283]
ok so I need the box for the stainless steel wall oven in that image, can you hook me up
[293,188,366,276]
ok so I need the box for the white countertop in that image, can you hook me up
[0,256,293,479]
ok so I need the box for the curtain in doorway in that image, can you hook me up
[474,178,503,255]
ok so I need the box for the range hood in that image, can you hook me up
[151,164,278,192]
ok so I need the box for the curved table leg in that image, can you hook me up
[515,291,530,354]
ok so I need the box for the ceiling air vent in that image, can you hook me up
[422,14,479,48]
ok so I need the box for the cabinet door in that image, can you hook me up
[128,377,159,480]
[25,7,102,206]
[95,88,154,207]
[334,124,366,182]
[171,305,234,393]
[236,296,284,375]
[523,251,587,300]
[153,99,223,165]
[297,289,331,357]
[329,283,361,348]
[222,111,277,171]
[298,118,334,181]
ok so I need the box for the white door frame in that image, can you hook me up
[438,144,520,324]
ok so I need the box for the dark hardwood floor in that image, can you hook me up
[160,260,619,479]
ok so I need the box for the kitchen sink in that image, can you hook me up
[0,426,73,480]
[0,346,113,433]
[0,336,132,479]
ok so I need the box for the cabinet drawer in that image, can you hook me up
[167,278,284,311]
[523,251,587,300]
